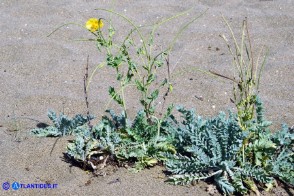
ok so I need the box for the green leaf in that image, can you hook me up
[109,86,123,105]
[108,24,115,37]
[31,126,61,137]
[140,99,147,107]
[135,80,146,92]
[214,173,235,195]
[160,78,168,87]
[31,110,94,137]
[146,74,155,85]
[148,89,159,101]
[137,47,146,56]
[154,59,164,68]
[106,53,123,68]
[117,73,123,81]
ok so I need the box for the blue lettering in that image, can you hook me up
[14,182,58,189]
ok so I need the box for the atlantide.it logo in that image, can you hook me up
[2,181,58,191]
[2,182,10,190]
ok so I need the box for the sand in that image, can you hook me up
[0,0,293,195]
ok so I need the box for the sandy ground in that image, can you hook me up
[0,0,293,195]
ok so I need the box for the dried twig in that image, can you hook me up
[209,70,239,84]
[244,18,254,79]
[107,178,121,184]
[84,55,92,130]
[50,137,61,156]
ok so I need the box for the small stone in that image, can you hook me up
[206,184,217,195]
[191,180,198,186]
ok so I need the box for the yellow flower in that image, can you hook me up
[85,18,104,32]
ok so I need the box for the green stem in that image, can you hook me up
[151,115,161,143]
[104,83,136,111]
[166,9,208,55]
[121,81,127,117]
[96,8,149,58]
[149,8,194,57]
[86,62,105,91]
[242,144,245,164]
[47,23,87,37]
